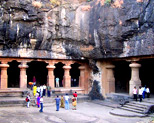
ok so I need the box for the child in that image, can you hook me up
[72,95,77,110]
[26,94,30,108]
[55,95,61,111]
[39,96,43,112]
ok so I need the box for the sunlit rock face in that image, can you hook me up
[0,0,153,59]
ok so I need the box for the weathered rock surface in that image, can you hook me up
[0,0,153,59]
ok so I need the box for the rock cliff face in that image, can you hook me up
[0,0,153,59]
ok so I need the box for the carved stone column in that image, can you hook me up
[19,62,28,89]
[0,62,9,89]
[63,65,71,88]
[79,66,85,88]
[106,65,115,93]
[46,64,55,89]
[129,62,141,96]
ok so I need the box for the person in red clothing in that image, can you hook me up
[73,92,77,98]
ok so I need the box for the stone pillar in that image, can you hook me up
[19,62,28,89]
[106,65,115,93]
[79,66,85,88]
[0,63,9,89]
[46,65,55,89]
[63,65,71,88]
[129,62,141,96]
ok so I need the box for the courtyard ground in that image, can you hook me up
[0,101,153,123]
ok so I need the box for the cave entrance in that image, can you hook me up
[70,63,80,87]
[8,61,20,88]
[140,59,154,94]
[54,62,64,87]
[27,61,48,87]
[114,61,130,93]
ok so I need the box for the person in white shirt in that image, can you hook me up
[39,96,43,112]
[43,84,46,96]
[146,87,150,98]
[56,78,60,87]
[133,86,137,101]
[64,94,70,110]
[40,85,43,97]
[138,86,143,102]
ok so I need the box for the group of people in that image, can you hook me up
[33,84,51,97]
[55,92,78,111]
[26,91,78,113]
[133,86,150,102]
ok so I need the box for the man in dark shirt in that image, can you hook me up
[55,95,61,111]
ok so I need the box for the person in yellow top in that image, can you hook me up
[33,85,37,96]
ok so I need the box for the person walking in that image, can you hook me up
[133,86,137,101]
[55,95,61,111]
[139,86,143,102]
[39,96,43,112]
[64,94,70,110]
[60,95,65,108]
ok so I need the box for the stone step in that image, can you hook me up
[126,103,148,109]
[119,106,144,114]
[123,105,146,112]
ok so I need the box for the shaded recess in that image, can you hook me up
[70,63,80,87]
[27,61,48,87]
[54,62,64,87]
[140,59,154,94]
[8,60,20,88]
[114,61,130,93]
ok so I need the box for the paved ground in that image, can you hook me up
[0,101,153,123]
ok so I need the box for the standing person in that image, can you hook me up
[37,94,40,108]
[60,95,65,108]
[64,94,70,110]
[43,84,46,96]
[55,95,61,111]
[72,95,77,110]
[37,85,40,96]
[47,85,51,97]
[141,86,146,99]
[133,86,137,101]
[33,85,37,96]
[139,86,143,102]
[40,85,43,97]
[146,87,150,98]
[39,96,43,112]
[56,77,59,88]
[26,94,30,108]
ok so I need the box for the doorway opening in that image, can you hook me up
[27,61,48,87]
[70,63,80,87]
[8,60,20,88]
[54,62,64,87]
[114,61,130,93]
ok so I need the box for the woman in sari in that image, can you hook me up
[60,95,65,108]
[72,95,77,110]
